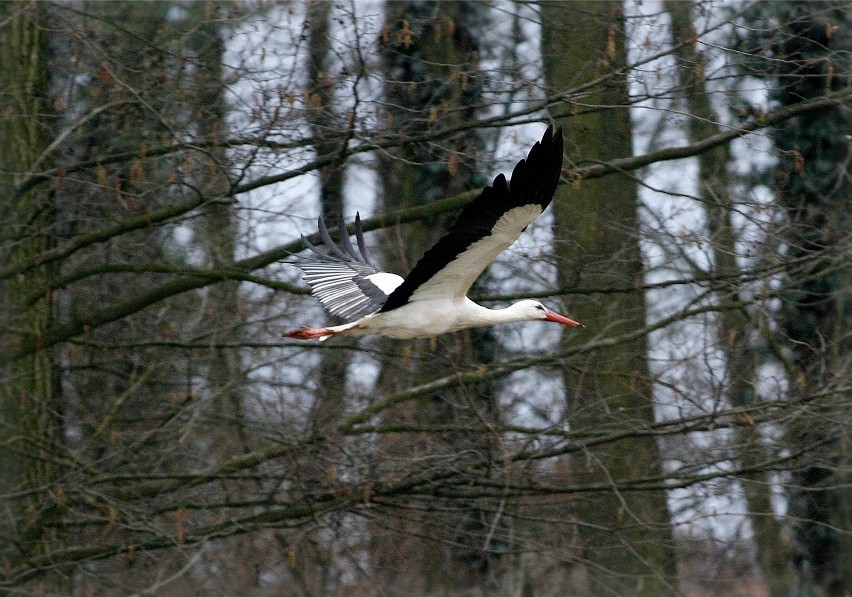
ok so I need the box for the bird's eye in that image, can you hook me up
[536,305,546,311]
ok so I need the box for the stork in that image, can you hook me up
[284,126,581,340]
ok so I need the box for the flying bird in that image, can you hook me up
[284,126,581,340]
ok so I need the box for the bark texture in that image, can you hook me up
[542,2,678,593]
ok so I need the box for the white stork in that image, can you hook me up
[284,126,581,340]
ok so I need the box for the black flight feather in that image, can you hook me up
[379,126,564,313]
[292,212,392,319]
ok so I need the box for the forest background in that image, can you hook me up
[1,0,849,595]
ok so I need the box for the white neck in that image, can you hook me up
[459,300,535,327]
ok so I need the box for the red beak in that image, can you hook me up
[545,310,583,328]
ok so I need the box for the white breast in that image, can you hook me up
[366,299,461,339]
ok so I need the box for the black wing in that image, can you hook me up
[292,213,404,320]
[379,126,564,312]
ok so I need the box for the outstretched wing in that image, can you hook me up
[380,126,564,312]
[292,213,404,320]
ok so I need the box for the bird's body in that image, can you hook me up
[305,298,572,340]
[284,126,581,341]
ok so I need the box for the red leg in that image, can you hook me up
[282,326,336,340]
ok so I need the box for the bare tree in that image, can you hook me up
[666,1,794,592]
[542,2,678,593]
[760,2,851,593]
[373,2,504,592]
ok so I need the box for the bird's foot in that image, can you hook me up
[283,326,335,340]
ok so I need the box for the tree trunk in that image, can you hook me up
[306,0,351,435]
[49,3,207,589]
[768,2,851,594]
[0,1,64,591]
[190,4,248,457]
[666,2,796,593]
[282,4,355,592]
[375,2,502,592]
[542,2,678,594]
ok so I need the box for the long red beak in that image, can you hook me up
[545,310,583,328]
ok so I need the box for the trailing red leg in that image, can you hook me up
[282,326,335,340]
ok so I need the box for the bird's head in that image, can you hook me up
[514,299,583,328]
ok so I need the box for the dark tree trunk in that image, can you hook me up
[666,2,796,593]
[374,2,503,592]
[0,2,64,592]
[542,2,678,593]
[768,3,851,594]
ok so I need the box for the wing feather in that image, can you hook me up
[380,126,563,312]
[292,213,403,319]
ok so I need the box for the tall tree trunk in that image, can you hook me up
[768,2,851,594]
[306,0,350,434]
[282,4,354,592]
[0,1,64,591]
[542,2,678,594]
[666,2,795,593]
[375,2,502,592]
[50,3,203,588]
[190,4,248,457]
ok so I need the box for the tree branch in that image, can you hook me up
[2,88,848,363]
